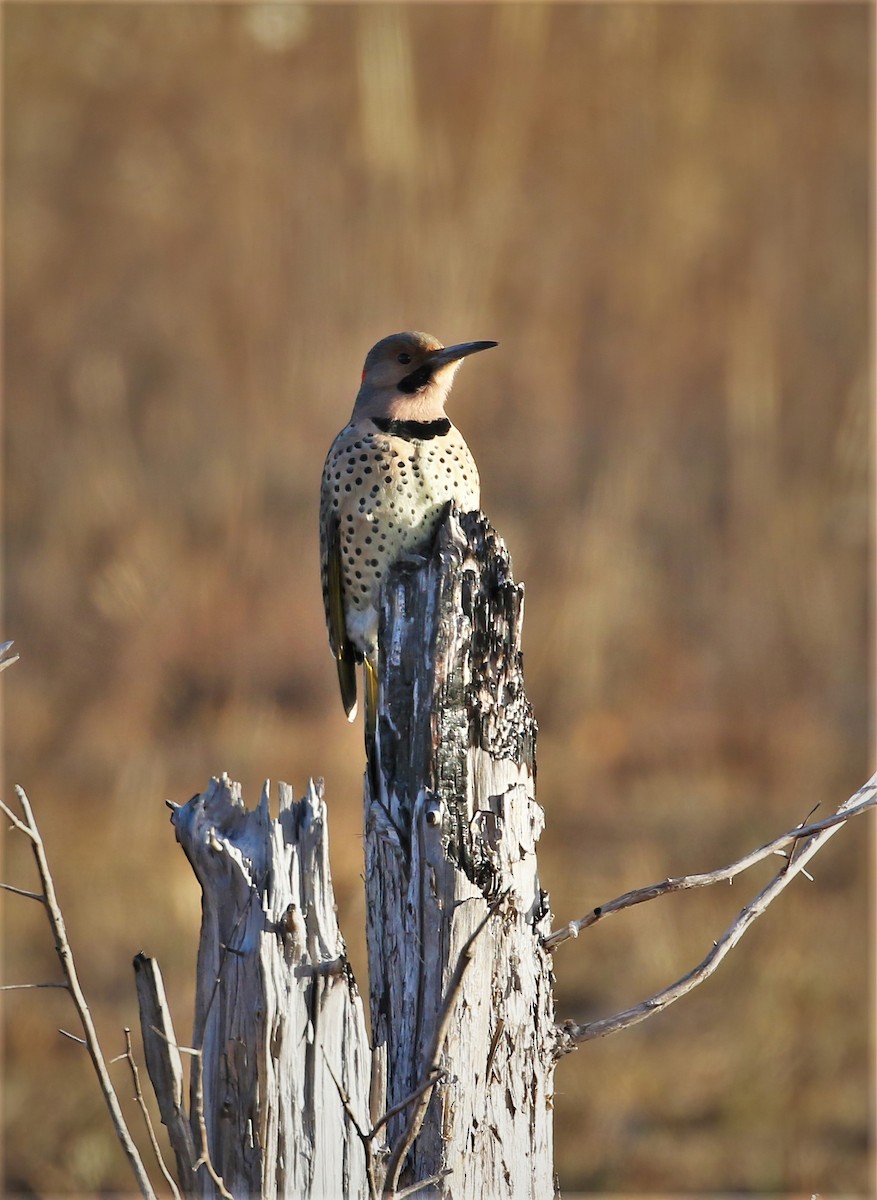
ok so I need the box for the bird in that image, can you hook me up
[319,331,497,763]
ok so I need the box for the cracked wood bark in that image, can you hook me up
[367,507,556,1198]
[167,776,372,1199]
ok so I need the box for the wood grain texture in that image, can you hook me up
[172,776,371,1199]
[366,507,555,1199]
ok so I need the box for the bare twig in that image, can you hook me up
[556,775,873,1050]
[327,1048,449,1200]
[124,1028,183,1200]
[383,895,506,1197]
[0,797,37,838]
[324,1052,380,1199]
[0,882,45,901]
[371,1069,445,1138]
[369,1041,388,1131]
[394,1169,452,1199]
[323,1051,371,1142]
[189,1048,234,1200]
[0,981,68,991]
[545,777,876,950]
[0,639,19,671]
[59,1029,87,1045]
[0,786,157,1199]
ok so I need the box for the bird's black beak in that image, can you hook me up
[428,340,499,368]
[397,340,498,394]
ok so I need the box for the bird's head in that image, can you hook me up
[352,332,497,421]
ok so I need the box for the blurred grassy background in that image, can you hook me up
[2,2,872,1195]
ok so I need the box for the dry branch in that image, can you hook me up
[554,771,876,1049]
[124,1027,183,1200]
[546,777,876,950]
[0,786,157,1199]
[133,954,199,1192]
[0,638,19,672]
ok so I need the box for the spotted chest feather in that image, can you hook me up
[320,420,480,633]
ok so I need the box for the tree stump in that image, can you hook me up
[366,508,555,1197]
[137,507,555,1198]
[139,779,372,1199]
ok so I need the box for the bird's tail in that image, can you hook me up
[364,656,379,794]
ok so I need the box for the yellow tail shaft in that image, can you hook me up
[364,656,379,792]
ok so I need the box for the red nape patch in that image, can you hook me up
[361,370,367,382]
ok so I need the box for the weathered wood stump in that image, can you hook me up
[367,508,555,1197]
[138,778,372,1198]
[136,507,555,1199]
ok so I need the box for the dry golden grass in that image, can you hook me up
[3,4,871,1195]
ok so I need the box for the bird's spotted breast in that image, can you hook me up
[320,422,480,647]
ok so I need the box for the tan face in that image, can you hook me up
[360,332,446,394]
[358,332,497,403]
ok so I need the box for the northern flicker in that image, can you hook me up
[319,331,497,749]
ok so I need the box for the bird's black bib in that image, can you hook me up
[372,417,452,441]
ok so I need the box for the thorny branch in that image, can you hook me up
[547,777,875,949]
[0,786,157,1199]
[554,773,875,1050]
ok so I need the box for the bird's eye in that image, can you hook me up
[397,353,412,364]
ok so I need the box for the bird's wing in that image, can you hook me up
[323,507,360,721]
